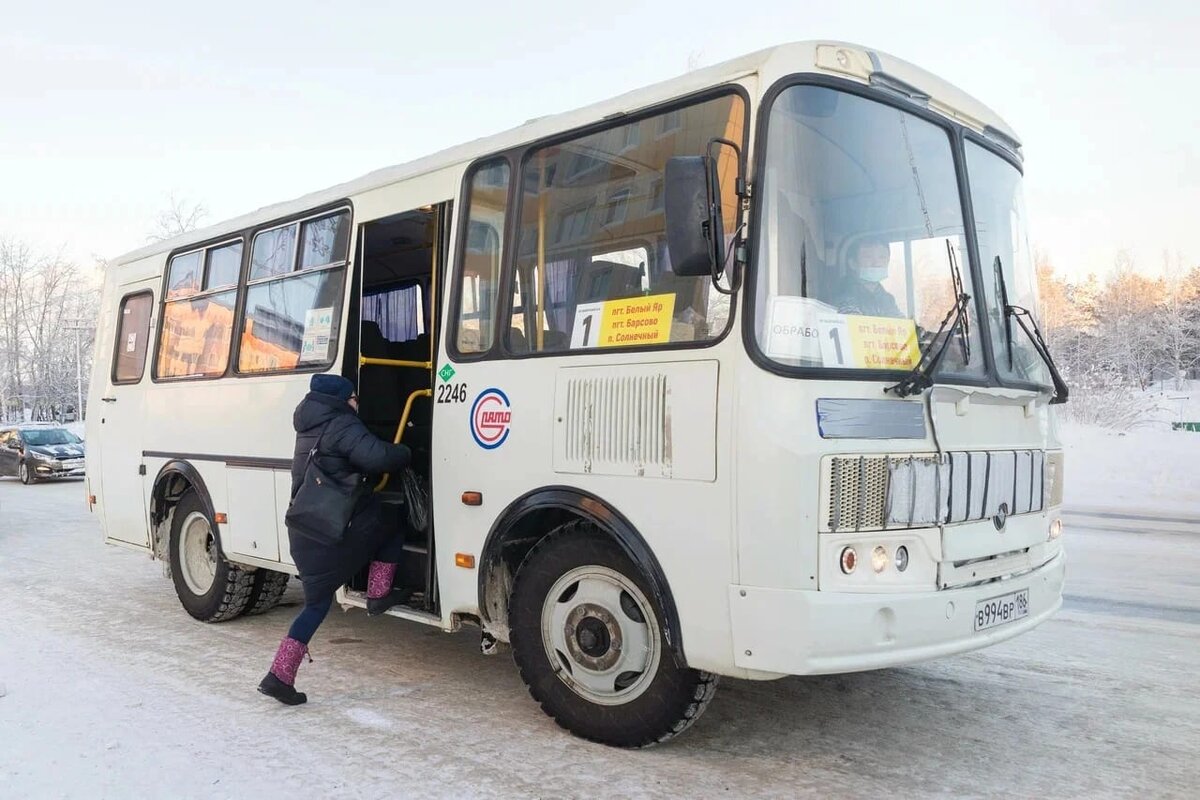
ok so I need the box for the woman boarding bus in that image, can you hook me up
[87,41,1067,746]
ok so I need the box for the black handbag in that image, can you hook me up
[284,428,364,546]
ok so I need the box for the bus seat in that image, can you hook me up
[508,328,529,353]
[360,321,390,358]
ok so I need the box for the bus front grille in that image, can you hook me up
[825,450,1046,532]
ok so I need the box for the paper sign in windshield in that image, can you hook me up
[766,296,828,362]
[818,314,919,370]
[571,293,676,349]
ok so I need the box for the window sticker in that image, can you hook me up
[126,333,137,353]
[817,314,919,370]
[569,292,676,349]
[299,307,334,363]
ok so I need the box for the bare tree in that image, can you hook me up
[1155,250,1200,389]
[0,238,98,422]
[149,193,208,242]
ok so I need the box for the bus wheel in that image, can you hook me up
[168,489,253,622]
[242,570,290,616]
[509,521,719,747]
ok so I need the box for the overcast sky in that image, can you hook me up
[2,0,1196,281]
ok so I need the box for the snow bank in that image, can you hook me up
[1061,420,1200,514]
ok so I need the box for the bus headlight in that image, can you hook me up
[840,547,858,574]
[1049,518,1063,540]
[895,545,909,572]
[871,546,889,574]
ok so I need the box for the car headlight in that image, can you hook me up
[29,451,55,462]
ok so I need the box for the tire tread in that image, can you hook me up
[509,520,718,748]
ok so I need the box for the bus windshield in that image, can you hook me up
[752,85,983,377]
[965,141,1051,387]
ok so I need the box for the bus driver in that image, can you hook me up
[832,236,903,318]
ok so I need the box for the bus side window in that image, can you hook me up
[506,92,745,354]
[113,292,154,384]
[453,160,510,356]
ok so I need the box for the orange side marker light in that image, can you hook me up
[461,491,483,506]
[214,513,228,524]
[455,553,476,569]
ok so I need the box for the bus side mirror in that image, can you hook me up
[665,156,725,278]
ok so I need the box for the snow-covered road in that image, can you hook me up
[1,479,1197,798]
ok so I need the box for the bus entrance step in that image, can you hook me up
[338,588,441,627]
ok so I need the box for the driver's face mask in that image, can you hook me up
[855,245,890,283]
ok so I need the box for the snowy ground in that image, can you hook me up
[1,459,1198,798]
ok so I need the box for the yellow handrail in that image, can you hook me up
[360,356,432,370]
[375,388,433,491]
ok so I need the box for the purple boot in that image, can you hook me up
[366,561,410,616]
[258,637,309,705]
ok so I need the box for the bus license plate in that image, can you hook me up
[974,588,1029,632]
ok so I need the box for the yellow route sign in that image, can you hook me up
[571,293,677,349]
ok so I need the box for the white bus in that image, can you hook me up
[87,41,1068,747]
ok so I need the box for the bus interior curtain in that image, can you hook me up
[363,287,420,342]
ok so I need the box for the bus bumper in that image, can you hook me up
[728,551,1065,676]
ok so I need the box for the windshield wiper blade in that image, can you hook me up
[885,291,971,399]
[886,240,971,399]
[992,255,1068,404]
[1005,305,1070,405]
[993,256,1015,369]
[948,241,971,363]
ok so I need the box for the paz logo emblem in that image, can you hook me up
[993,502,1010,531]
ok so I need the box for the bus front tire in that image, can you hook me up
[168,489,254,622]
[508,521,718,748]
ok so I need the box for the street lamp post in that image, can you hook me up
[62,321,90,422]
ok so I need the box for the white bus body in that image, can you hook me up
[87,41,1066,746]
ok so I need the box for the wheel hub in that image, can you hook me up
[565,604,621,670]
[540,566,662,706]
[179,511,217,596]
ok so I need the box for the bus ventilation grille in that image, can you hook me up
[826,451,1046,532]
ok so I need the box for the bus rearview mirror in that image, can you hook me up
[665,156,725,278]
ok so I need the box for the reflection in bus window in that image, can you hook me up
[237,210,351,373]
[455,162,509,354]
[240,268,345,373]
[166,251,202,300]
[299,213,351,270]
[205,242,243,289]
[157,291,237,378]
[250,224,298,280]
[508,93,744,354]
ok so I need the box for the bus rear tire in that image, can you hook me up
[243,569,290,616]
[508,521,718,748]
[168,489,254,622]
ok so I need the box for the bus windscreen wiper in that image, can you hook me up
[886,241,971,399]
[993,256,1069,404]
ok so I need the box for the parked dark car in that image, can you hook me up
[0,425,86,484]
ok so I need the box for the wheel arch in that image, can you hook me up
[478,485,686,665]
[149,460,219,562]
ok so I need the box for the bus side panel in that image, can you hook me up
[431,344,743,676]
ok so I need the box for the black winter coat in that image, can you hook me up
[287,391,411,600]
